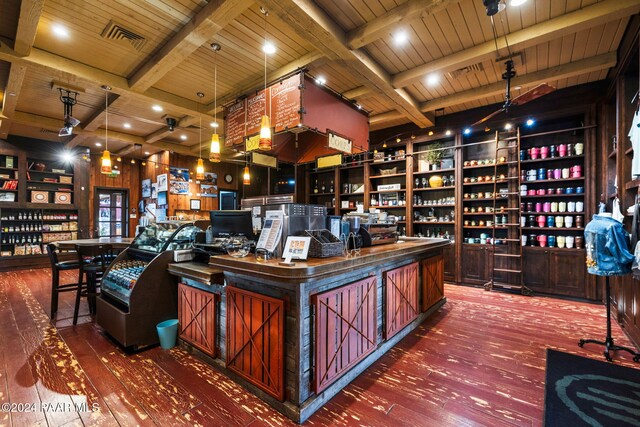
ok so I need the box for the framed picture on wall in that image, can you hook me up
[157,191,167,206]
[200,184,218,197]
[170,181,189,195]
[141,179,151,198]
[190,199,201,210]
[157,174,168,192]
[170,167,189,182]
[151,183,158,199]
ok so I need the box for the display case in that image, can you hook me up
[98,221,204,349]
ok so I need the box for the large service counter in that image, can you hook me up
[168,238,449,423]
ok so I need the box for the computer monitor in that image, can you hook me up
[210,210,254,238]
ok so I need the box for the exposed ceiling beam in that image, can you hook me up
[393,0,640,88]
[346,0,459,50]
[342,85,372,100]
[0,64,27,138]
[14,0,44,55]
[11,111,198,157]
[116,144,141,156]
[128,0,253,92]
[419,52,617,112]
[145,127,172,144]
[261,0,433,128]
[0,40,218,123]
[369,52,618,124]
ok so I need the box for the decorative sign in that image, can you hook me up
[316,153,343,169]
[270,74,302,132]
[252,152,278,168]
[225,100,246,147]
[245,134,260,152]
[246,89,269,136]
[328,130,352,154]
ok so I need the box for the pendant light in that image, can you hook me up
[196,91,206,180]
[209,43,221,162]
[100,85,112,174]
[243,164,251,185]
[259,7,272,151]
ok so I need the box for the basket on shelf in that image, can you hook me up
[305,229,343,258]
[379,167,397,175]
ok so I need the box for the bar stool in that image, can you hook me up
[74,244,113,325]
[46,243,83,319]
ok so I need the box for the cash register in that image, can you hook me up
[194,210,256,254]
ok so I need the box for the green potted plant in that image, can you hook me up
[425,143,443,170]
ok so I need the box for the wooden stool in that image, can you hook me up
[74,244,113,325]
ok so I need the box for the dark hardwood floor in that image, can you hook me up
[0,268,638,426]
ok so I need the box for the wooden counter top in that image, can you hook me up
[209,238,451,281]
[167,262,224,286]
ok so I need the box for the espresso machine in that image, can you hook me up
[254,203,327,254]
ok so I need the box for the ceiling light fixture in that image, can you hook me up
[152,105,163,112]
[259,8,272,151]
[262,42,276,55]
[210,43,222,162]
[315,76,326,85]
[123,122,131,129]
[463,128,472,135]
[445,130,452,136]
[52,24,69,39]
[526,118,535,127]
[196,91,206,180]
[392,30,408,46]
[101,85,112,174]
[428,131,434,136]
[510,0,527,6]
[180,134,187,140]
[504,123,513,130]
[426,73,440,87]
[95,142,102,147]
[243,162,251,186]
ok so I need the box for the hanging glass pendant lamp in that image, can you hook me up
[196,92,206,180]
[210,43,222,162]
[259,7,272,151]
[100,85,112,174]
[243,164,251,185]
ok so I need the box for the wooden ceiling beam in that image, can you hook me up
[12,110,197,157]
[0,64,27,138]
[346,0,459,50]
[393,0,640,88]
[369,110,404,124]
[14,0,44,56]
[128,0,253,92]
[260,0,433,128]
[0,40,218,123]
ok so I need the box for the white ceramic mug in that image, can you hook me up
[574,143,584,155]
[566,236,575,248]
[565,216,574,228]
[562,168,570,178]
[557,236,566,248]
[520,216,526,227]
[555,216,564,227]
[576,201,584,212]
[521,235,527,246]
[558,202,567,213]
[567,202,576,212]
[551,202,558,213]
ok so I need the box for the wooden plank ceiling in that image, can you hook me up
[0,0,637,160]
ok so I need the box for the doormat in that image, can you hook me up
[544,348,640,426]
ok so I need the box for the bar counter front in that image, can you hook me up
[169,238,449,423]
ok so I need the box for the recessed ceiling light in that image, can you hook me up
[504,123,513,130]
[180,135,188,140]
[52,24,69,39]
[392,30,408,46]
[123,123,131,129]
[262,42,276,54]
[426,73,440,86]
[445,130,452,136]
[210,122,219,128]
[316,76,326,85]
[463,128,472,135]
[526,118,535,127]
[95,142,102,147]
[510,0,527,6]
[144,151,150,155]
[152,105,163,112]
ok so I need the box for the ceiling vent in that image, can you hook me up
[101,21,146,52]
[447,62,485,80]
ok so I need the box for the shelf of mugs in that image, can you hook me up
[520,154,584,165]
[522,165,583,181]
[463,160,516,169]
[522,215,583,228]
[521,212,585,215]
[522,227,584,231]
[521,235,584,249]
[463,207,506,214]
[520,193,584,199]
[413,167,455,176]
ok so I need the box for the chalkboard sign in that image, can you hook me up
[270,74,302,132]
[224,100,246,147]
[246,89,269,136]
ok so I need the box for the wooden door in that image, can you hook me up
[523,248,550,292]
[443,244,455,281]
[461,245,488,284]
[178,284,217,357]
[548,250,586,298]
[312,276,377,394]
[226,286,285,401]
[385,262,419,339]
[94,188,128,237]
[421,255,444,312]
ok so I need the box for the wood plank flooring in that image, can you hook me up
[0,268,638,426]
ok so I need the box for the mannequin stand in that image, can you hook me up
[579,276,640,362]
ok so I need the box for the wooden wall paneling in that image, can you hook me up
[421,254,444,312]
[384,262,419,340]
[312,276,377,394]
[226,286,285,401]
[178,283,217,357]
[74,158,90,238]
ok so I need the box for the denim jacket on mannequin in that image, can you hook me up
[584,214,634,276]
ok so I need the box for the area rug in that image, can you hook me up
[544,348,640,426]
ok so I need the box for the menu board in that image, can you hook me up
[270,74,302,132]
[224,100,246,147]
[246,89,269,137]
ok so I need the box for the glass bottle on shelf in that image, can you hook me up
[329,180,334,193]
[314,180,319,194]
[321,182,326,193]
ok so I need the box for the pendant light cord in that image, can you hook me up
[104,89,108,151]
[214,48,218,125]
[264,9,268,116]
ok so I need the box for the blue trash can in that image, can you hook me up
[156,319,179,349]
